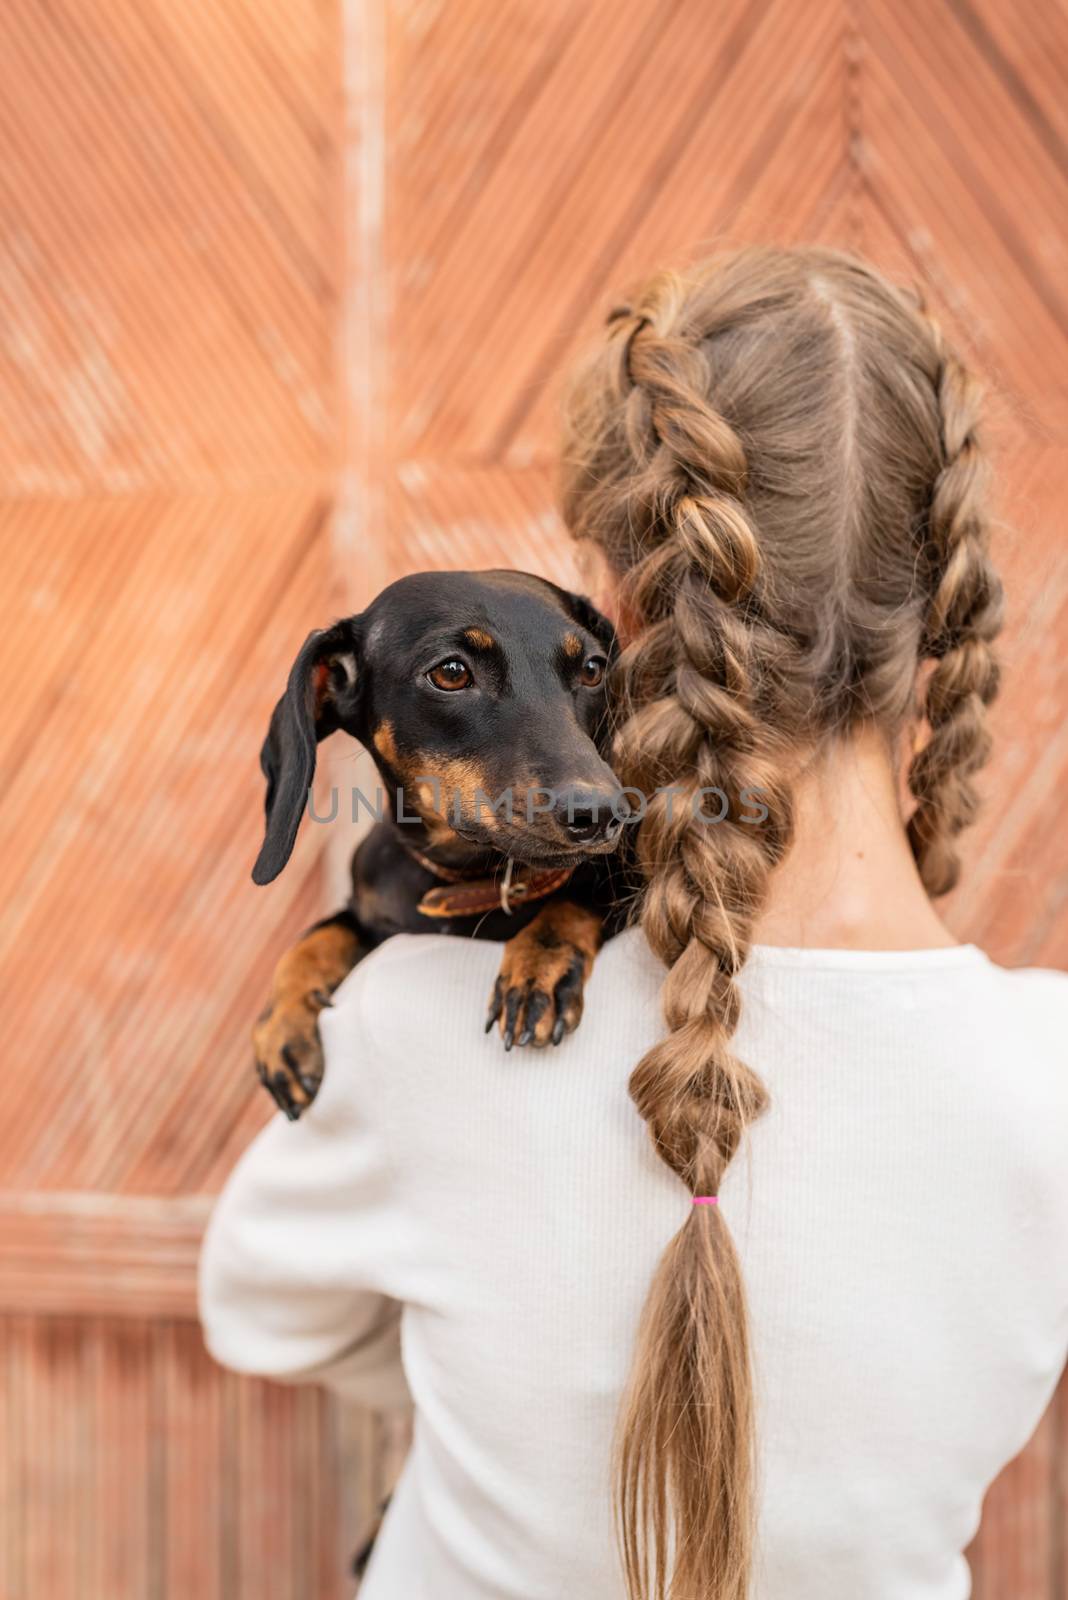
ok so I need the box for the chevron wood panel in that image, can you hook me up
[0,0,356,1594]
[861,1,1068,433]
[0,0,334,491]
[0,490,334,1196]
[2,0,1066,1596]
[449,0,848,461]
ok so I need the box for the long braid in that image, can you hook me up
[558,245,1010,1600]
[605,279,796,1600]
[908,319,1004,896]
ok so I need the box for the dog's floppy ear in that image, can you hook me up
[563,591,619,661]
[252,619,360,886]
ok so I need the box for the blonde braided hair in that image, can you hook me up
[908,317,1004,896]
[559,246,1004,1600]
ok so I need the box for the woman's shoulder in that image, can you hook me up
[337,932,1068,1036]
[991,957,1068,996]
[984,955,1068,1040]
[327,925,665,1074]
[326,931,1068,1106]
[344,922,663,984]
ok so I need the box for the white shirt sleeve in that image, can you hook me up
[197,966,413,1413]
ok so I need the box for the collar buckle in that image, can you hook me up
[500,857,524,915]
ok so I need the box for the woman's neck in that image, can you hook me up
[751,726,958,952]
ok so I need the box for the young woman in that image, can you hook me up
[200,247,1068,1600]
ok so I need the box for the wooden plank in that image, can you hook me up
[0,1195,208,1318]
[968,1401,1058,1600]
[0,1316,359,1600]
[159,1321,224,1600]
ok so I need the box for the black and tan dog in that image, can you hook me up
[251,568,631,1118]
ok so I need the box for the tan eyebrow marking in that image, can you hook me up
[463,627,496,651]
[562,632,584,659]
[372,720,399,765]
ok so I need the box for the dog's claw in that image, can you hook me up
[252,993,326,1118]
[485,979,504,1034]
[488,924,590,1053]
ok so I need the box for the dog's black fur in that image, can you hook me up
[251,569,631,1118]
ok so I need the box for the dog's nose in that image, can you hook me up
[554,787,630,845]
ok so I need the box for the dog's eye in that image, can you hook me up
[427,659,472,691]
[579,655,607,688]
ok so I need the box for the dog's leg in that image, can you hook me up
[486,901,604,1050]
[253,911,364,1118]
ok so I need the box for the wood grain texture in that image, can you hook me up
[1,0,1065,1594]
[0,1194,207,1318]
[1,1315,350,1600]
[0,0,363,1592]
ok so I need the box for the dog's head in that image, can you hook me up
[251,569,627,885]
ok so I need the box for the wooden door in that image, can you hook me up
[1,2,1065,1595]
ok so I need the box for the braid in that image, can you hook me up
[605,282,796,1600]
[909,320,1004,896]
[559,245,1011,1600]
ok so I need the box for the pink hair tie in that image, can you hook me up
[692,1196,718,1205]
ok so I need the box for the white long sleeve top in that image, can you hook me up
[199,928,1068,1599]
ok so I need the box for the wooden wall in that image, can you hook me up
[0,0,1065,1594]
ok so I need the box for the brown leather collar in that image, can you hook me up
[405,844,574,919]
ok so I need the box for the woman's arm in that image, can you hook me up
[198,967,412,1412]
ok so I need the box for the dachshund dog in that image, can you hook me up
[251,568,632,1119]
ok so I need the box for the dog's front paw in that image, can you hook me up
[485,902,603,1050]
[252,987,332,1119]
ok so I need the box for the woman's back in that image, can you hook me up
[210,926,1068,1600]
[201,246,1068,1597]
